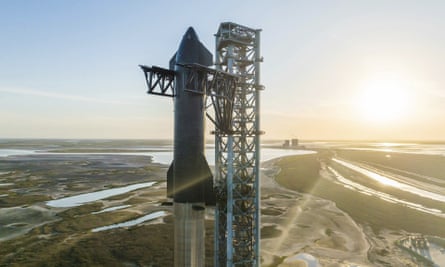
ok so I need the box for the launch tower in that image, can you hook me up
[214,22,264,267]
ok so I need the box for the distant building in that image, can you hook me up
[283,138,305,149]
[282,140,290,148]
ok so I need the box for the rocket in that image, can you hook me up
[166,27,215,205]
[140,27,218,266]
[140,25,243,266]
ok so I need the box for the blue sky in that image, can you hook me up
[1,1,444,140]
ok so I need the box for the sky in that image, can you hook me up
[1,0,444,141]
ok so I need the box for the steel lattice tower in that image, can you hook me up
[213,22,264,267]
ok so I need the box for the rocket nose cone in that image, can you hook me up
[175,26,212,66]
[184,27,199,41]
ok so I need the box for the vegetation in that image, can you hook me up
[0,204,179,266]
[275,154,320,191]
[395,238,435,267]
[275,153,445,238]
[261,225,282,239]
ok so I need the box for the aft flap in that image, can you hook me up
[198,154,216,206]
[167,161,174,198]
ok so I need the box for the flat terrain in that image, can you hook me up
[0,140,444,266]
[273,151,445,266]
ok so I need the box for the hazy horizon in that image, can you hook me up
[1,1,444,140]
[1,138,445,144]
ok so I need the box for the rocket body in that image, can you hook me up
[142,27,215,267]
[167,27,214,267]
[167,27,215,205]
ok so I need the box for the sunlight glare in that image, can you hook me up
[357,78,411,123]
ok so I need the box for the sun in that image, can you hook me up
[357,78,411,123]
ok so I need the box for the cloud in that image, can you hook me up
[0,87,130,105]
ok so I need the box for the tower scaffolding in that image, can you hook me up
[213,22,264,267]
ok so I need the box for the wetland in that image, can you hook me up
[0,139,444,266]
